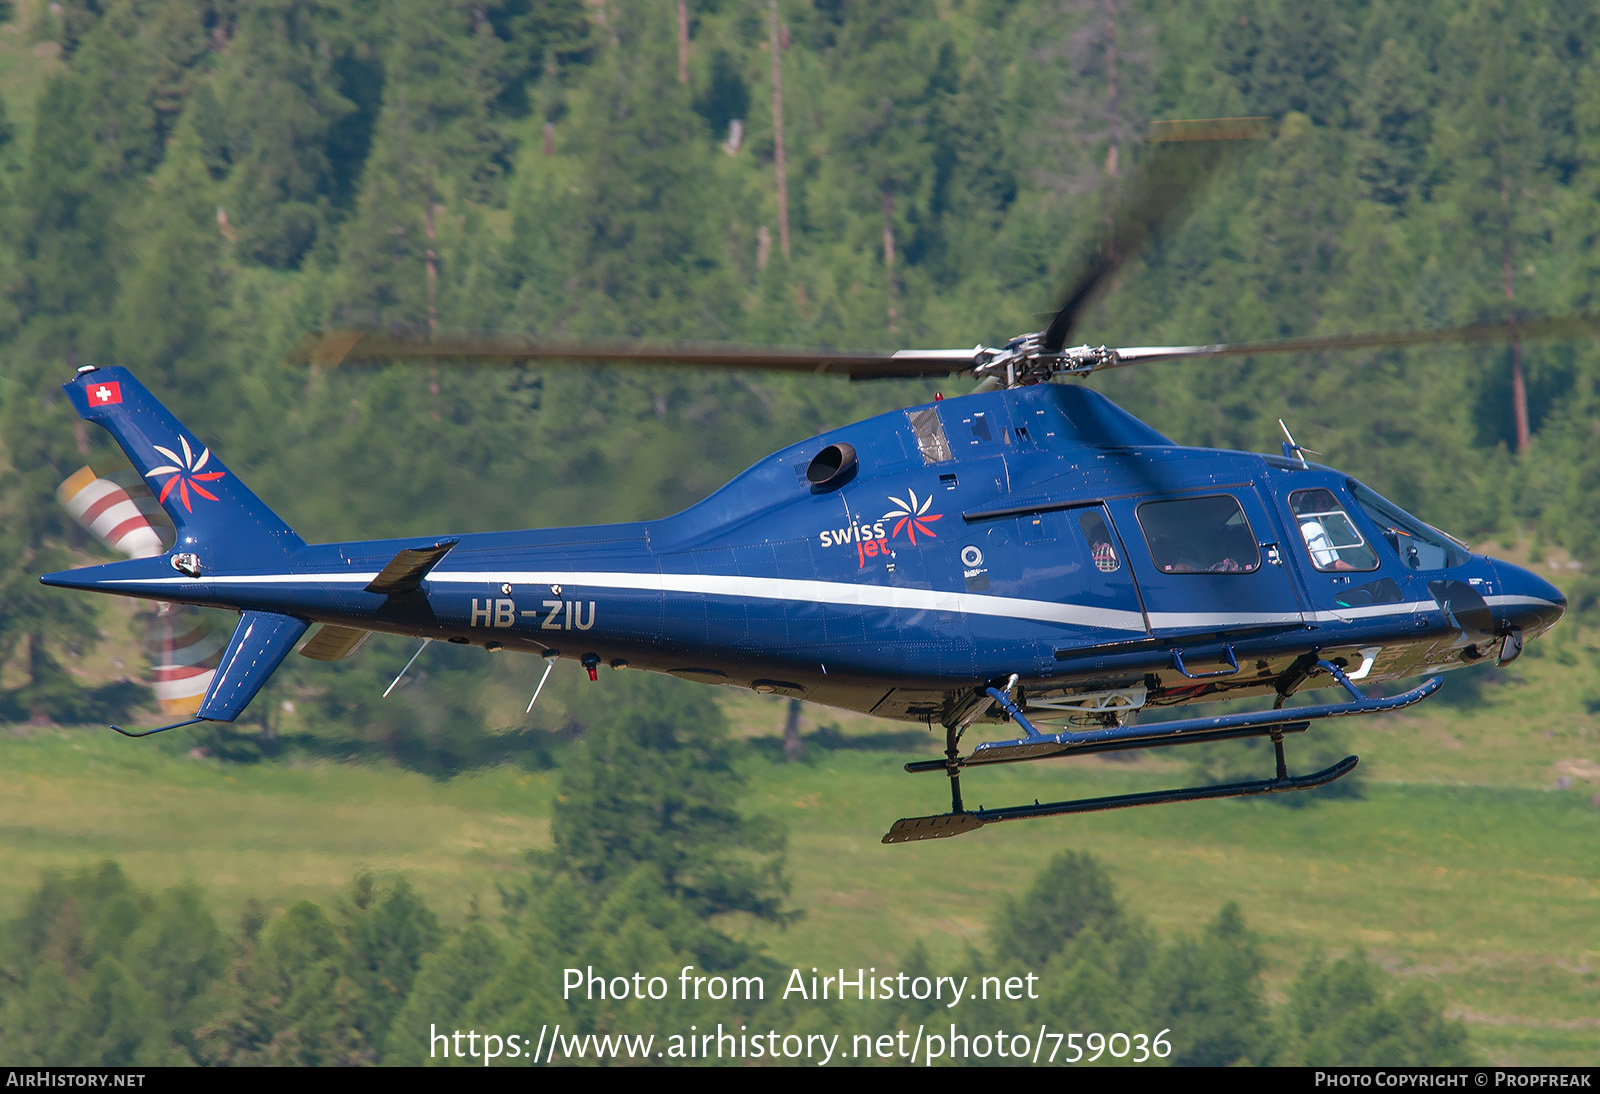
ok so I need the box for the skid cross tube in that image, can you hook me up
[907,672,1440,774]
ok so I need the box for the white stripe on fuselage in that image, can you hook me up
[116,570,1148,631]
[100,571,1563,634]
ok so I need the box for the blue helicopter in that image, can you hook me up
[39,133,1572,844]
[41,313,1568,845]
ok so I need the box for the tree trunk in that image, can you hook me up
[1496,87,1530,454]
[769,1,790,260]
[883,184,897,333]
[26,633,50,725]
[1103,0,1119,179]
[677,0,690,85]
[424,197,438,334]
[1504,251,1528,455]
[424,186,440,421]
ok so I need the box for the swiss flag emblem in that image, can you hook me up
[89,382,123,406]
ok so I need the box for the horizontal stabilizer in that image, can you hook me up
[365,540,458,596]
[299,624,372,662]
[198,611,309,722]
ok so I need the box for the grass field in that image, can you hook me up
[2,618,1597,1065]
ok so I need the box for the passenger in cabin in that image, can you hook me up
[1289,488,1376,572]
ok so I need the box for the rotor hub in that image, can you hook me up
[970,338,1122,388]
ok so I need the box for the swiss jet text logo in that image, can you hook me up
[818,489,943,568]
[89,381,122,405]
[146,436,226,513]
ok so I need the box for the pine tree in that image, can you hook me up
[113,119,228,393]
[555,0,736,338]
[814,0,945,332]
[1352,39,1431,211]
[381,923,504,1064]
[989,850,1126,969]
[0,864,227,1065]
[340,875,442,1050]
[550,673,791,922]
[197,901,370,1065]
[1285,951,1474,1065]
[1254,0,1352,126]
[222,0,357,269]
[334,2,510,325]
[1143,902,1272,1066]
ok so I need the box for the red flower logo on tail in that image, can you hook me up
[145,437,226,513]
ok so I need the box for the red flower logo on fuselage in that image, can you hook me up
[146,437,225,513]
[883,489,942,545]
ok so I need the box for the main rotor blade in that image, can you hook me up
[1041,117,1267,354]
[1104,312,1600,368]
[286,330,981,381]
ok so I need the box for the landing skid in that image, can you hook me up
[883,660,1440,844]
[885,754,1358,843]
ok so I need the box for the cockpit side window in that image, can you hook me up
[1289,488,1379,572]
[1347,480,1470,571]
[1136,495,1260,574]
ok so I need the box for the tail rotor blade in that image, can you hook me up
[57,466,167,559]
[147,603,226,717]
[58,466,221,715]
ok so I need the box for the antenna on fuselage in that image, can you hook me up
[384,638,432,697]
[1278,419,1320,469]
[526,650,559,713]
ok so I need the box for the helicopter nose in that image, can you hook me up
[1490,560,1567,636]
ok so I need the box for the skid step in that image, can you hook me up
[882,812,985,844]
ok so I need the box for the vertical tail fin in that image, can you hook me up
[63,367,303,567]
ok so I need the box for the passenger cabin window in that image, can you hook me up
[907,407,952,463]
[1137,495,1260,574]
[1348,481,1470,570]
[1289,488,1378,572]
[1079,510,1121,573]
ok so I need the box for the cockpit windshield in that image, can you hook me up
[1346,480,1470,571]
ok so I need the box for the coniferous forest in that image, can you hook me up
[0,0,1596,1067]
